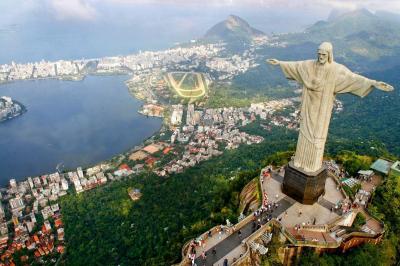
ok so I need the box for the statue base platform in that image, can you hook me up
[282,161,327,205]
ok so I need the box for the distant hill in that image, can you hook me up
[305,8,400,45]
[327,8,352,21]
[375,10,400,23]
[203,15,266,43]
[267,8,400,71]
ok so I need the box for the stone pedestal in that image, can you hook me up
[282,161,327,205]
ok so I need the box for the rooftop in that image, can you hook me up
[370,158,393,175]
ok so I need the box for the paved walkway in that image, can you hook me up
[270,171,283,183]
[213,245,246,266]
[361,174,382,193]
[262,170,343,227]
[194,197,292,266]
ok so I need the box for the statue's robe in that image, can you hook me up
[280,60,375,172]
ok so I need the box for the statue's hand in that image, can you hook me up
[267,59,280,65]
[375,81,394,92]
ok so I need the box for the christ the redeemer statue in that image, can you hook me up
[267,42,393,204]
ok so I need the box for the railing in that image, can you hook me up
[175,240,192,266]
[326,208,355,231]
[234,212,255,231]
[327,171,348,199]
[282,228,340,249]
[300,224,328,232]
[361,208,385,232]
[176,224,225,266]
[341,230,377,241]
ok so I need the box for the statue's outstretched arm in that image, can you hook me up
[266,59,280,65]
[373,80,394,92]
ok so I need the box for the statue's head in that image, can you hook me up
[317,42,333,65]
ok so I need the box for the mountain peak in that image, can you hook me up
[327,8,351,21]
[306,8,379,35]
[328,8,374,22]
[226,15,248,25]
[203,15,265,43]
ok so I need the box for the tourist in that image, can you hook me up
[189,253,196,265]
[201,251,206,260]
[212,247,217,255]
[208,230,212,238]
[223,258,228,266]
[238,230,242,238]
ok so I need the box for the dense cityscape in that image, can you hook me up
[0,41,264,84]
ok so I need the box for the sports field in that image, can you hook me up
[165,72,207,98]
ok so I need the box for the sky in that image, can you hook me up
[2,0,400,25]
[0,0,400,63]
[62,0,400,21]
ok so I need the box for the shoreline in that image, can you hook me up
[0,73,165,186]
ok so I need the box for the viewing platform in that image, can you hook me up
[177,166,385,266]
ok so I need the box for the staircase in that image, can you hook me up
[249,241,269,255]
[261,232,272,244]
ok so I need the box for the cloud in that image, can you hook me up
[106,0,400,12]
[0,0,38,25]
[48,0,98,21]
[39,0,400,23]
[315,0,400,12]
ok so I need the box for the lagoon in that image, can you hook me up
[0,75,162,184]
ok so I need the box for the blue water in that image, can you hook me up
[0,76,162,184]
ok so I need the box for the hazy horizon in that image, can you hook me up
[1,1,400,64]
[0,1,354,64]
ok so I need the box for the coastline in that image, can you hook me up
[0,73,164,185]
